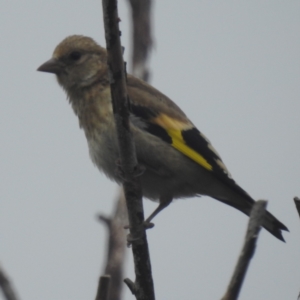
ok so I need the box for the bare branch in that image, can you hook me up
[294,197,300,219]
[97,190,127,300]
[127,0,153,81]
[101,1,155,299]
[221,200,267,300]
[95,275,111,300]
[0,265,19,300]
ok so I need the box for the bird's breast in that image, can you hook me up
[87,122,121,183]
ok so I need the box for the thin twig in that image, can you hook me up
[127,0,153,81]
[221,200,267,300]
[101,1,155,299]
[0,265,19,300]
[294,197,300,219]
[95,275,111,300]
[97,191,127,300]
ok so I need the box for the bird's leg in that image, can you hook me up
[125,196,173,245]
[144,195,173,228]
[124,195,173,231]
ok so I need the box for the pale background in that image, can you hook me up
[1,1,299,299]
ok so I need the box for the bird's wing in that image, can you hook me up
[127,75,251,200]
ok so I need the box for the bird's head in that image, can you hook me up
[37,35,108,92]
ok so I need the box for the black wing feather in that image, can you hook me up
[131,103,253,203]
[182,128,253,202]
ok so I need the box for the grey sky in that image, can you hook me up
[0,1,299,299]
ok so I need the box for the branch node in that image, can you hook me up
[124,278,137,295]
[97,214,112,228]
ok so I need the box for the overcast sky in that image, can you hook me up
[1,1,300,299]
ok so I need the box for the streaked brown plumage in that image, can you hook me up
[37,35,288,241]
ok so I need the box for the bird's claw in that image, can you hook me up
[125,222,154,247]
[124,221,154,230]
[143,221,155,229]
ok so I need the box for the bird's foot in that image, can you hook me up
[126,233,141,247]
[143,221,155,229]
[124,221,154,247]
[124,221,154,230]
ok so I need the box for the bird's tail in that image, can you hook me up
[262,210,289,242]
[214,195,288,242]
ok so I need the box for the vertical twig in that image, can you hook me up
[101,1,155,299]
[95,275,111,300]
[97,192,127,300]
[0,265,19,300]
[127,0,152,81]
[221,200,267,300]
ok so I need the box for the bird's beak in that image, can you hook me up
[37,58,63,74]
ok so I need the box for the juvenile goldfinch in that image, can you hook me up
[38,35,288,241]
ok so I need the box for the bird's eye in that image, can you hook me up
[69,51,82,61]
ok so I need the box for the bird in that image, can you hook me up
[37,35,288,241]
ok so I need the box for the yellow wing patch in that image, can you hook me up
[167,129,212,171]
[153,114,192,131]
[152,113,212,171]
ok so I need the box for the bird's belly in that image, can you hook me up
[87,130,121,182]
[87,127,219,202]
[139,168,197,201]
